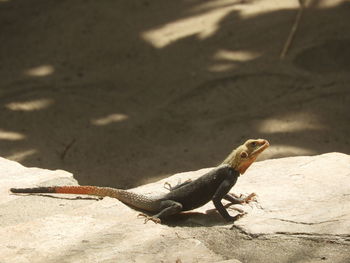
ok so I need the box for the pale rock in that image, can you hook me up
[1,153,349,262]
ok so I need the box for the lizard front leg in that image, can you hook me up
[212,175,245,222]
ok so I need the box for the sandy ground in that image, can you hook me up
[0,0,349,190]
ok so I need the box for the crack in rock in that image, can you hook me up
[271,218,340,225]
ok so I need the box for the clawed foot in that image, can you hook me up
[163,179,192,191]
[163,182,172,191]
[230,192,257,204]
[242,192,257,204]
[137,213,161,224]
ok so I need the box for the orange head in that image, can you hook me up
[222,139,270,174]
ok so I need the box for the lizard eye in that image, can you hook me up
[250,142,257,147]
[240,151,248,159]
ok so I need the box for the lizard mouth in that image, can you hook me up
[238,139,269,174]
[251,139,270,157]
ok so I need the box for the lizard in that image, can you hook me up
[10,139,269,224]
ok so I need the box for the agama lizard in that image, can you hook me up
[10,139,269,223]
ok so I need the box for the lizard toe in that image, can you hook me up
[137,213,161,224]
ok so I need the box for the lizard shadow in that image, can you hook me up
[132,204,240,227]
[161,209,243,227]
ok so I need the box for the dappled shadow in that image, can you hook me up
[0,0,349,189]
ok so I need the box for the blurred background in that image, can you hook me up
[0,0,349,188]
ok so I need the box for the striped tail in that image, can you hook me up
[10,186,160,212]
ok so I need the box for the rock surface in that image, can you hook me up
[234,152,350,238]
[1,153,350,262]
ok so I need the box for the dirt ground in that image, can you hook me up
[0,0,349,188]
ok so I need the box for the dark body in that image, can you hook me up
[152,164,241,221]
[164,165,238,211]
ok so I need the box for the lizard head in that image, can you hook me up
[222,139,269,174]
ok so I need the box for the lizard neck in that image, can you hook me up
[221,149,240,172]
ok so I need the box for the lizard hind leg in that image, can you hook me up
[163,179,192,191]
[138,200,183,224]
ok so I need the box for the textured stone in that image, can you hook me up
[0,158,228,263]
[1,153,350,262]
[233,152,350,238]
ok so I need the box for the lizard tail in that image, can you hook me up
[10,186,127,199]
[10,186,160,212]
[10,186,102,195]
[11,186,58,194]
